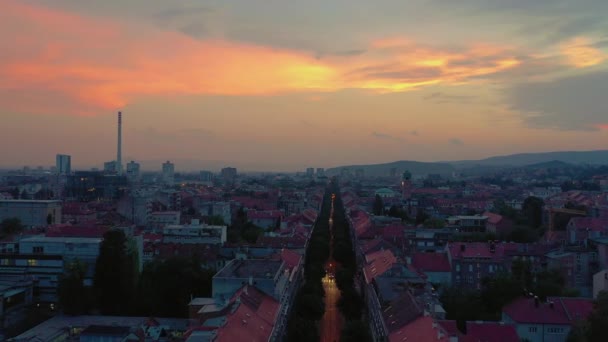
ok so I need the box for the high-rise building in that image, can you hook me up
[126,161,141,181]
[306,168,315,178]
[104,161,118,174]
[55,154,71,175]
[200,171,214,183]
[162,161,175,185]
[316,168,325,177]
[221,167,237,183]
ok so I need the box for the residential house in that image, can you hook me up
[502,296,593,342]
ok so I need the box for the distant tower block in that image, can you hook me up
[401,170,412,199]
[117,111,123,175]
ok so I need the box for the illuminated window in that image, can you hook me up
[27,259,38,266]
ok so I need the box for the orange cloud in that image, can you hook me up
[0,1,556,115]
[560,37,606,67]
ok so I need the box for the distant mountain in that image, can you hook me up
[326,161,455,177]
[327,150,608,177]
[449,150,608,168]
[521,160,575,169]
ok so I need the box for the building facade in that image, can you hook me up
[0,200,62,228]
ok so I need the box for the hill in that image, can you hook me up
[450,150,608,168]
[326,160,455,177]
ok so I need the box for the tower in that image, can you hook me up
[117,111,123,175]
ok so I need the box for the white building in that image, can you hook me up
[0,235,102,302]
[0,200,62,228]
[126,161,141,181]
[162,161,175,185]
[162,219,227,245]
[148,211,181,231]
[55,154,71,175]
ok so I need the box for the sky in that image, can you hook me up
[1,0,607,171]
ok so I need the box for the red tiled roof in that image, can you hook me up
[215,286,280,342]
[463,321,519,342]
[280,249,302,270]
[389,316,448,342]
[382,224,405,239]
[411,253,451,273]
[483,212,504,225]
[248,210,284,220]
[502,297,592,325]
[364,249,397,283]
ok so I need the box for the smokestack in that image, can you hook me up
[117,111,123,174]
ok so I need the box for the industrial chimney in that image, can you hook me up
[117,111,123,174]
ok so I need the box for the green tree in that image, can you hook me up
[341,320,372,342]
[424,218,445,228]
[208,215,225,226]
[134,256,214,317]
[94,229,137,315]
[587,290,608,342]
[522,196,544,228]
[286,314,319,342]
[373,194,384,216]
[1,218,24,236]
[416,210,430,225]
[481,273,522,317]
[58,259,88,315]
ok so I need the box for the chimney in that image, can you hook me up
[117,111,123,175]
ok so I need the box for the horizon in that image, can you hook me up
[3,148,607,173]
[1,0,607,170]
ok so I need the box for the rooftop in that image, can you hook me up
[502,297,593,325]
[214,259,284,279]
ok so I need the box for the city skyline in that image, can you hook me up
[1,0,607,171]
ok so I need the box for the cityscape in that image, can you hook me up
[2,1,608,342]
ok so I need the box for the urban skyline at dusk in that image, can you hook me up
[1,0,607,171]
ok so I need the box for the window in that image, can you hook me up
[469,265,473,272]
[548,327,564,334]
[529,327,537,333]
[27,259,38,266]
[456,265,460,272]
[33,246,44,254]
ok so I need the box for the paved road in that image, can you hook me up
[320,274,342,342]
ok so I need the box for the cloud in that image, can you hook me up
[449,138,464,145]
[371,132,406,142]
[424,92,475,104]
[507,71,608,131]
[559,37,606,67]
[1,0,605,117]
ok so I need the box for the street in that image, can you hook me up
[320,273,342,342]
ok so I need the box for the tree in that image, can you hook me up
[587,290,608,342]
[94,229,137,315]
[416,210,430,225]
[424,218,445,228]
[481,273,522,317]
[341,320,372,342]
[133,257,215,317]
[522,196,544,228]
[373,195,384,216]
[58,259,88,315]
[1,218,24,236]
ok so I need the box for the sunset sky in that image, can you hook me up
[1,0,607,171]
